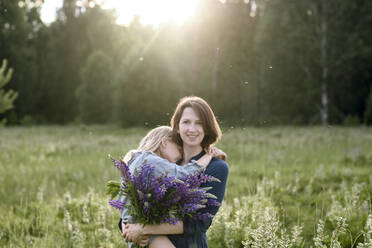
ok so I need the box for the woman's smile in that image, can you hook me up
[185,133,201,140]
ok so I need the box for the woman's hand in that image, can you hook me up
[206,147,227,161]
[122,223,150,246]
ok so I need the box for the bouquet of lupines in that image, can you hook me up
[106,156,221,225]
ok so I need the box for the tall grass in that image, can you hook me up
[0,125,371,247]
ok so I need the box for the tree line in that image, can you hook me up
[1,0,372,126]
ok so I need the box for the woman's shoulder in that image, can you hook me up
[208,157,229,174]
[210,157,229,166]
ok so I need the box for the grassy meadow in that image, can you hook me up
[0,126,371,247]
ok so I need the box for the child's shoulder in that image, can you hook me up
[128,150,149,164]
[131,150,152,160]
[131,151,162,163]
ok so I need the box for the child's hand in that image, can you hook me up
[206,147,227,161]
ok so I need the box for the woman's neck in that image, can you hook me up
[182,145,203,165]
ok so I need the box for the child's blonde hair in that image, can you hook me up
[123,126,177,163]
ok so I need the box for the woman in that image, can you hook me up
[122,96,229,248]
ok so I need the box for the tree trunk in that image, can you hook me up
[320,14,329,126]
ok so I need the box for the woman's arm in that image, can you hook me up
[123,221,183,236]
[122,221,184,242]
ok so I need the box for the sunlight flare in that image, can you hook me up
[102,0,198,26]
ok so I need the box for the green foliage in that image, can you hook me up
[343,115,360,126]
[105,180,121,199]
[76,51,114,124]
[0,59,18,125]
[19,115,38,126]
[1,126,371,247]
[0,0,42,122]
[207,195,304,248]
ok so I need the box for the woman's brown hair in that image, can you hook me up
[170,96,222,149]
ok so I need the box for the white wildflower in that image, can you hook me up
[357,215,372,248]
[64,192,71,205]
[330,217,348,248]
[63,209,73,232]
[71,221,83,247]
[291,225,303,246]
[82,203,89,224]
[313,219,328,248]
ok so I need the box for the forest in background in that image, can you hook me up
[1,0,372,126]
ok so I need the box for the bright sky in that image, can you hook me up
[40,0,198,26]
[40,0,63,24]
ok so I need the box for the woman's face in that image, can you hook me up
[178,107,205,148]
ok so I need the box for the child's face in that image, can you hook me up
[162,140,182,163]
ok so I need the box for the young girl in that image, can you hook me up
[118,125,224,248]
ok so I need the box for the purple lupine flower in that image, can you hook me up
[108,157,220,226]
[193,212,215,220]
[152,178,167,201]
[206,198,221,207]
[109,155,131,183]
[164,217,180,225]
[109,199,124,210]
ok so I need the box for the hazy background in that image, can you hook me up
[1,2,372,247]
[1,0,371,127]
